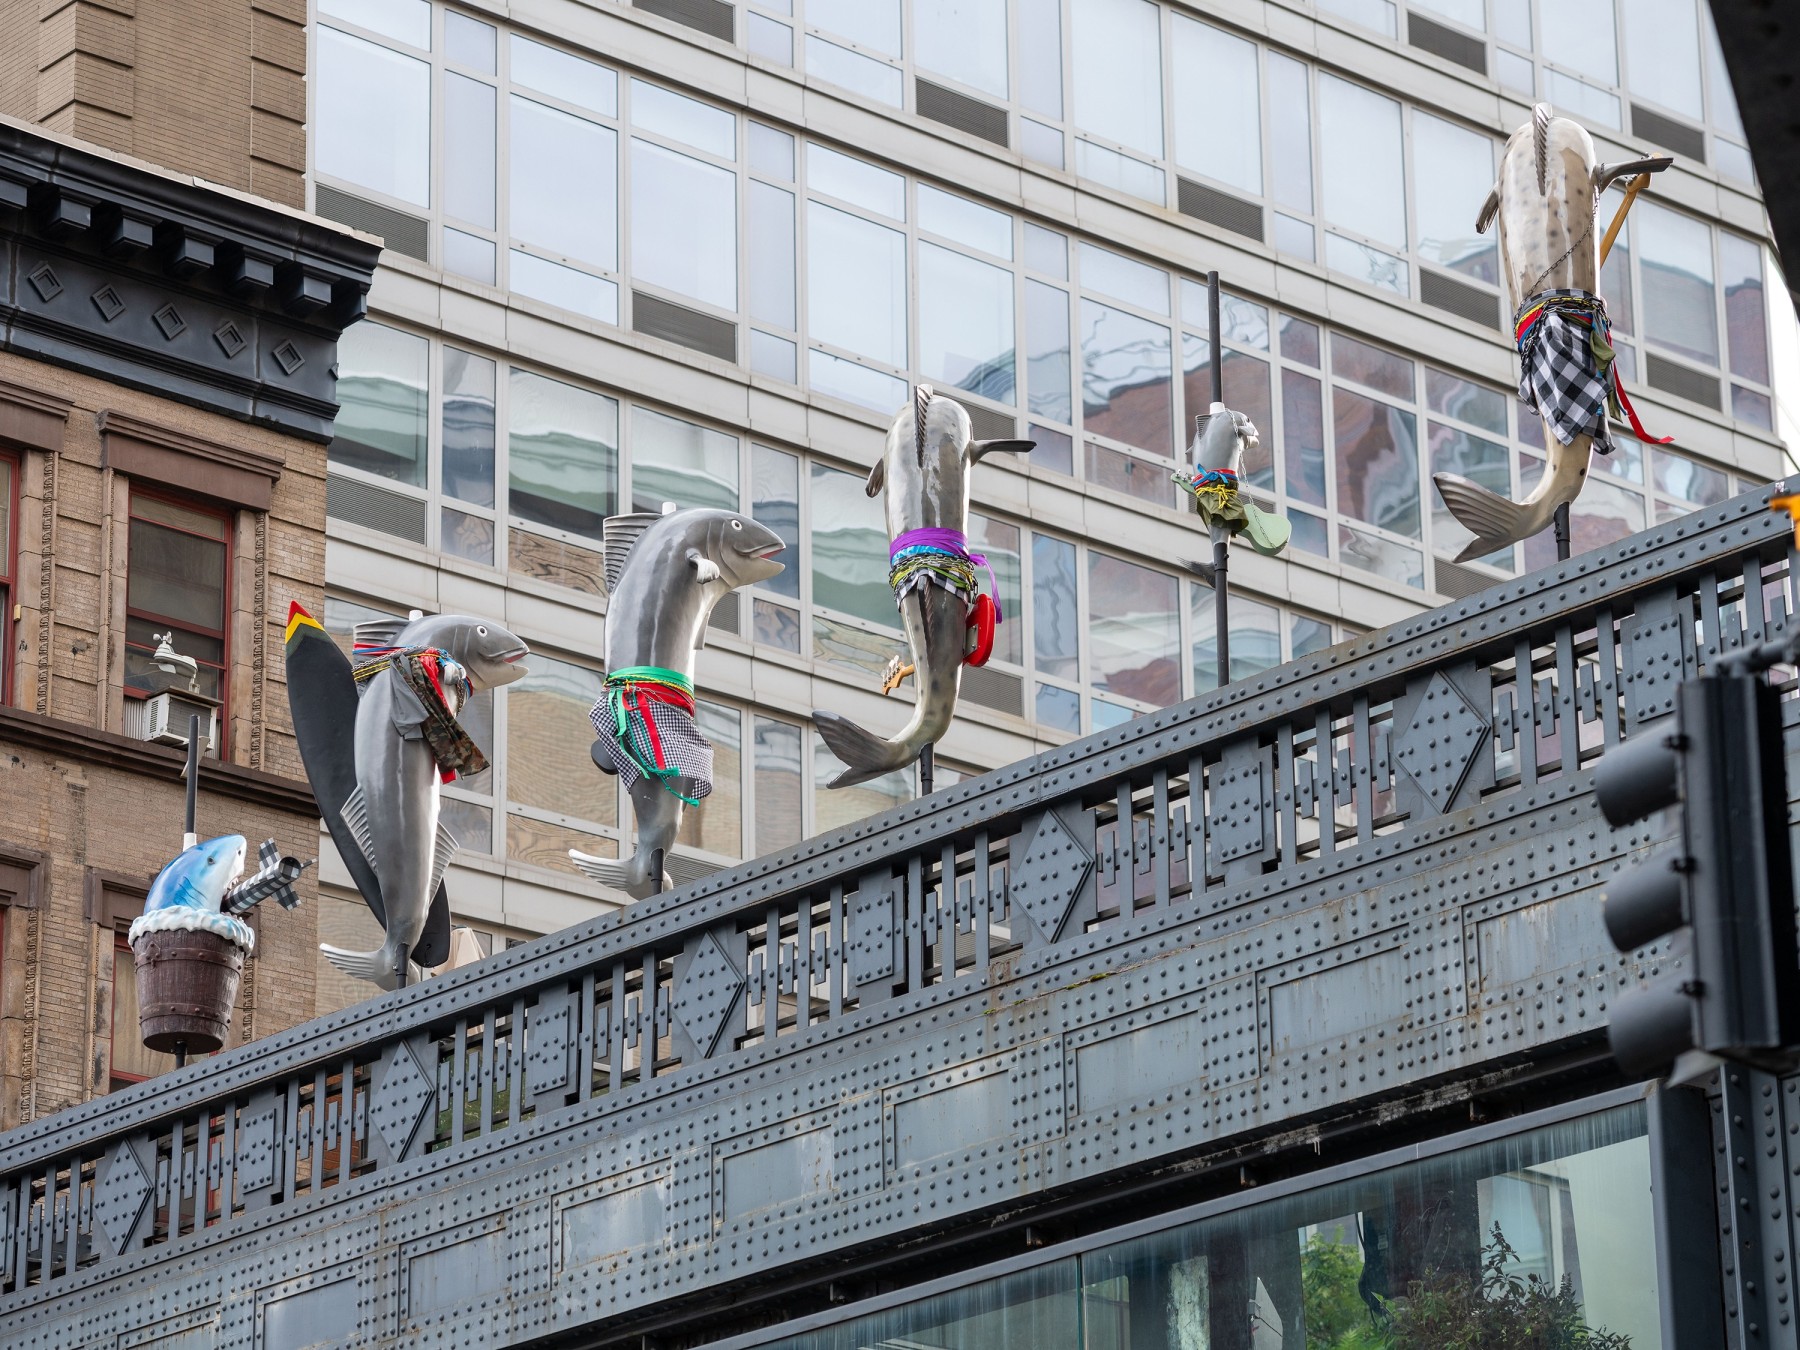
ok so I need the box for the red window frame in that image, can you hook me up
[124,487,232,749]
[0,450,18,707]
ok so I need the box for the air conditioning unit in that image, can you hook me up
[125,690,220,751]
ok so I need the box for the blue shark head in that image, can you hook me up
[144,835,248,916]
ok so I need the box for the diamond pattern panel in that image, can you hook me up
[92,1140,151,1257]
[1394,672,1491,814]
[1012,810,1093,944]
[370,1043,435,1159]
[672,931,747,1059]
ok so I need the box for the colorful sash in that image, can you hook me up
[589,666,713,805]
[887,528,1002,621]
[351,644,486,781]
[1514,289,1670,452]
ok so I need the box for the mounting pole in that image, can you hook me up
[919,743,935,797]
[182,714,200,850]
[650,848,665,896]
[1553,501,1572,562]
[1207,271,1231,685]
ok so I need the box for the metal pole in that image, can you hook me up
[650,848,665,896]
[1553,501,1572,562]
[919,743,934,797]
[1207,270,1231,686]
[182,714,200,850]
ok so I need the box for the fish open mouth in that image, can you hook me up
[748,543,784,560]
[498,646,529,663]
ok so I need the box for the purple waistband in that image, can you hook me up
[889,528,1002,622]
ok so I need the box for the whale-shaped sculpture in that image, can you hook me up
[813,386,1031,789]
[569,506,785,898]
[1433,104,1669,561]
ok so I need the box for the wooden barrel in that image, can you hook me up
[132,928,245,1054]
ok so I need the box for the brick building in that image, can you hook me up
[0,118,377,1127]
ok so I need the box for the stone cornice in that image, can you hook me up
[0,122,382,442]
[0,705,316,818]
[98,408,286,511]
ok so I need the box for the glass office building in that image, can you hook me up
[305,0,1789,982]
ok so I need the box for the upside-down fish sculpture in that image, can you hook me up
[568,507,785,898]
[287,604,529,989]
[813,385,1032,789]
[1175,407,1289,581]
[1433,104,1669,561]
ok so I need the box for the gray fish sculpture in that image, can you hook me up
[1176,407,1289,583]
[319,613,529,989]
[569,507,785,898]
[813,385,1032,789]
[1434,104,1669,561]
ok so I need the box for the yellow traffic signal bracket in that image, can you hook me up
[1772,494,1800,548]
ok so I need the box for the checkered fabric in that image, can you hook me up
[1514,289,1617,456]
[224,838,311,915]
[590,693,714,803]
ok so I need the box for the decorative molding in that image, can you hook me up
[33,449,52,716]
[0,378,69,454]
[83,867,147,930]
[249,509,268,770]
[0,705,316,817]
[0,123,381,443]
[98,409,284,512]
[0,843,48,909]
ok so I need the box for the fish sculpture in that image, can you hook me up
[569,506,786,898]
[1175,407,1289,581]
[286,604,529,989]
[813,385,1032,789]
[1433,104,1670,561]
[130,834,256,950]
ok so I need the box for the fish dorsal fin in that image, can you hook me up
[1532,102,1552,196]
[428,821,458,899]
[602,513,663,595]
[352,617,409,650]
[339,784,377,873]
[914,382,933,466]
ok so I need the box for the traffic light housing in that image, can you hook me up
[1594,673,1800,1079]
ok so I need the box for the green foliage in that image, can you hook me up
[1298,1223,1632,1350]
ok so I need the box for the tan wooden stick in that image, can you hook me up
[1599,173,1651,267]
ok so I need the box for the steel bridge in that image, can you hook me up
[7,485,1800,1348]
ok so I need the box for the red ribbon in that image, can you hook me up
[1612,368,1674,445]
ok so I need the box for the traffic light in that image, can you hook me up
[1594,672,1800,1079]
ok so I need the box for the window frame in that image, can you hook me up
[0,448,18,708]
[123,485,234,745]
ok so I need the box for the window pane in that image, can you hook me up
[1279,315,1321,366]
[444,73,496,229]
[510,35,616,116]
[1318,76,1404,248]
[1318,0,1395,36]
[809,349,908,411]
[804,36,904,106]
[1267,53,1312,214]
[807,202,907,367]
[1652,449,1728,505]
[1571,474,1646,553]
[445,12,495,71]
[509,369,618,539]
[1087,553,1179,705]
[1600,206,1634,335]
[751,446,800,600]
[749,183,797,329]
[749,123,795,179]
[129,517,225,631]
[1025,223,1069,279]
[1026,281,1073,424]
[914,0,1008,99]
[1413,112,1496,283]
[1081,299,1173,457]
[1542,3,1618,82]
[1624,0,1702,119]
[511,96,617,271]
[316,27,430,207]
[1172,18,1261,194]
[753,717,803,854]
[1281,369,1327,507]
[1036,683,1080,732]
[1079,243,1168,314]
[807,146,906,219]
[0,457,10,568]
[132,494,228,540]
[510,251,617,323]
[442,507,494,564]
[811,463,892,626]
[808,0,900,53]
[1732,385,1773,429]
[1334,387,1420,538]
[631,139,736,310]
[1704,12,1744,136]
[918,185,1013,258]
[1331,333,1414,399]
[1070,0,1163,158]
[320,0,428,47]
[814,740,911,832]
[1340,522,1424,587]
[1720,232,1769,383]
[1192,590,1279,690]
[1426,368,1507,436]
[443,347,496,507]
[1637,202,1718,364]
[1411,0,1482,28]
[632,407,738,513]
[111,943,180,1083]
[1291,613,1333,658]
[1032,535,1079,679]
[679,700,741,856]
[506,654,616,827]
[445,228,495,284]
[1543,69,1621,127]
[1018,0,1064,118]
[968,513,1022,665]
[631,80,735,158]
[920,242,1015,404]
[1429,422,1511,563]
[751,331,797,382]
[1029,424,1075,476]
[1183,338,1272,485]
[1074,140,1165,204]
[332,321,428,487]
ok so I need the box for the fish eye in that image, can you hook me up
[731,520,741,529]
[477,625,488,636]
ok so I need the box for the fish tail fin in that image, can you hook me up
[320,942,401,992]
[569,847,668,900]
[813,711,915,789]
[1434,471,1554,562]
